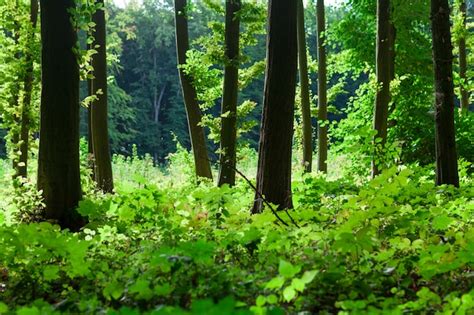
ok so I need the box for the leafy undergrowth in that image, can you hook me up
[0,158,473,314]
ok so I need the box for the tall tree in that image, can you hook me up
[372,0,393,177]
[297,0,313,173]
[38,0,84,230]
[316,0,328,173]
[458,0,470,112]
[10,2,21,179]
[16,0,39,179]
[252,0,298,214]
[218,0,241,187]
[90,0,114,192]
[431,0,460,187]
[174,0,213,180]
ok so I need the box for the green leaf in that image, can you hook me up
[265,276,285,290]
[43,265,60,281]
[256,295,266,306]
[432,215,453,230]
[283,286,296,302]
[267,294,278,304]
[16,307,39,315]
[300,270,318,284]
[0,302,8,313]
[278,260,301,278]
[129,279,153,300]
[103,281,123,300]
[155,283,173,297]
[291,278,305,292]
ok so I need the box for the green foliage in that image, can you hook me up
[0,1,473,314]
[0,0,40,169]
[0,156,473,313]
[182,0,266,146]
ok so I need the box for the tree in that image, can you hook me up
[252,0,298,214]
[218,0,241,187]
[297,0,313,173]
[372,0,394,177]
[37,0,84,230]
[457,0,470,112]
[174,0,213,180]
[431,0,460,187]
[316,0,328,173]
[14,0,38,179]
[90,0,114,192]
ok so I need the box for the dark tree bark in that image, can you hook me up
[431,0,460,187]
[297,0,313,173]
[458,0,470,112]
[91,0,114,192]
[16,0,39,179]
[174,0,213,180]
[316,0,328,173]
[372,0,393,177]
[38,0,84,230]
[252,0,298,214]
[218,0,241,187]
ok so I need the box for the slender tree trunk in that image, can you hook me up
[38,0,84,230]
[174,0,213,180]
[87,80,94,156]
[297,0,313,173]
[91,0,114,192]
[458,0,470,112]
[316,0,328,173]
[252,0,298,214]
[10,11,21,177]
[372,0,392,177]
[16,0,39,179]
[218,0,241,187]
[87,41,94,157]
[431,0,460,187]
[154,85,166,123]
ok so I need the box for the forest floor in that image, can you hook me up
[0,151,473,314]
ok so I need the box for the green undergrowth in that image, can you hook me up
[0,155,473,314]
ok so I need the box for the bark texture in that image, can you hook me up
[174,0,213,180]
[297,0,313,173]
[218,0,241,187]
[38,0,84,230]
[91,0,114,192]
[372,0,393,177]
[316,0,328,173]
[458,0,470,112]
[431,0,460,187]
[252,0,298,214]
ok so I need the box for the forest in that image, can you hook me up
[0,0,473,313]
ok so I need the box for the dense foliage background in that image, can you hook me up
[0,0,473,314]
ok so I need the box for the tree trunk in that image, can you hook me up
[174,0,213,180]
[10,9,21,177]
[87,75,96,179]
[16,0,39,179]
[431,0,460,187]
[458,0,470,112]
[38,0,84,230]
[252,0,298,214]
[91,0,114,193]
[316,0,328,173]
[154,85,166,123]
[297,0,313,173]
[218,0,241,187]
[372,0,392,177]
